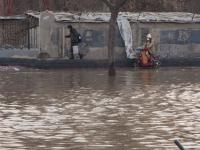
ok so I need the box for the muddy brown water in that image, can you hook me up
[0,67,200,150]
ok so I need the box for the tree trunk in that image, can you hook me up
[102,0,129,76]
[108,10,118,76]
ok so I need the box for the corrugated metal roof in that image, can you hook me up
[26,11,200,23]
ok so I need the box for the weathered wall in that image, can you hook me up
[39,12,126,60]
[40,22,126,60]
[39,16,200,62]
[1,13,200,64]
[132,23,200,60]
[39,11,61,58]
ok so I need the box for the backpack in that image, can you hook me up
[77,34,82,43]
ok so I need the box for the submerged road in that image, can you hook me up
[0,67,200,150]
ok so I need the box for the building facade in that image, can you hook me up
[28,11,200,65]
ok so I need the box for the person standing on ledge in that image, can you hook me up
[65,25,82,59]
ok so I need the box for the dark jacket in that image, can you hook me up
[66,28,79,46]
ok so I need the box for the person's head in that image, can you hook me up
[68,25,72,30]
[146,33,152,42]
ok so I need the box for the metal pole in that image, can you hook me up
[174,140,185,150]
[27,20,30,49]
[62,27,65,58]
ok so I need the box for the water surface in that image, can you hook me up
[0,67,200,150]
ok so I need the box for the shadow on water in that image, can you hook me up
[0,67,200,150]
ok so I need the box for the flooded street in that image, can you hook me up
[0,67,200,150]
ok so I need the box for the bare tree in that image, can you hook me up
[102,0,129,76]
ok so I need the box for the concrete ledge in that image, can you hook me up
[0,49,39,58]
[0,58,199,69]
[0,58,133,69]
[161,58,200,67]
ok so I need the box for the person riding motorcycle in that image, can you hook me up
[144,34,154,60]
[139,34,155,66]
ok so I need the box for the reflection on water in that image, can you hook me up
[0,67,200,150]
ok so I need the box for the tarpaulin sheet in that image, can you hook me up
[117,17,136,59]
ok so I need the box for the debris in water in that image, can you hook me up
[0,66,21,71]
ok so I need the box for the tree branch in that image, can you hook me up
[102,0,115,9]
[116,0,129,10]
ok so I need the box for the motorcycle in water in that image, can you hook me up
[135,47,161,68]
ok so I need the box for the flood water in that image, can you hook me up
[0,67,200,150]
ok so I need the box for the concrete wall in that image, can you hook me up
[39,13,200,63]
[133,23,200,60]
[39,13,127,61]
[67,23,126,61]
[39,11,62,58]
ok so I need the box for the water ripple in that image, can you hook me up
[0,68,200,149]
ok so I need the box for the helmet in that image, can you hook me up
[146,33,152,39]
